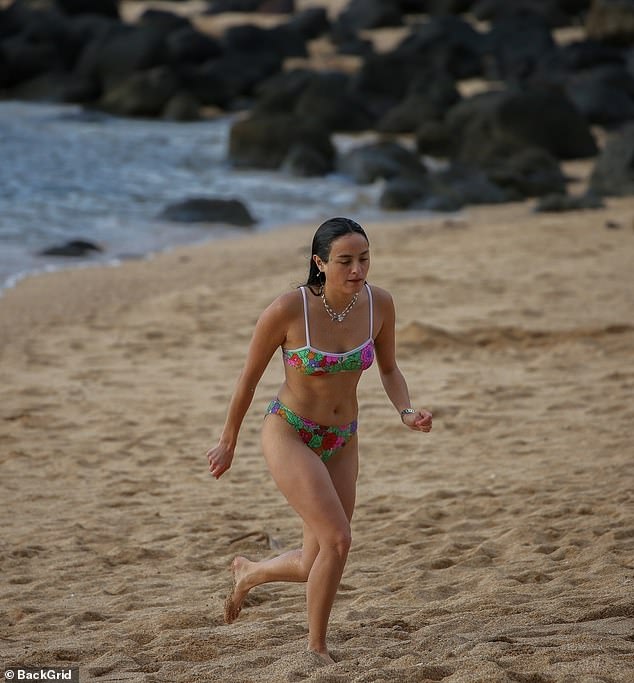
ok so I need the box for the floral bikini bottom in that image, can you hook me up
[265,397,357,463]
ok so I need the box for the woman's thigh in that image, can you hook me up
[261,415,350,542]
[325,434,359,522]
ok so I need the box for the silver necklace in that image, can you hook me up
[321,290,359,323]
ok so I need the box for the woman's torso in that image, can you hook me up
[277,284,375,425]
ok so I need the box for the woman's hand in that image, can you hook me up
[402,409,432,432]
[207,441,235,479]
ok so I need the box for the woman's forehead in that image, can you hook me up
[329,233,369,255]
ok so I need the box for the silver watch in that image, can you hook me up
[400,408,416,420]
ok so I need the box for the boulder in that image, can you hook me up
[377,69,461,133]
[179,51,282,108]
[473,0,571,26]
[99,66,179,117]
[282,143,333,177]
[228,113,335,170]
[586,0,634,45]
[294,72,376,132]
[222,23,307,60]
[392,15,486,80]
[55,0,119,18]
[166,27,223,65]
[534,191,604,212]
[74,23,168,93]
[287,7,330,39]
[589,124,634,196]
[252,68,316,115]
[138,9,191,34]
[565,65,634,125]
[162,91,201,121]
[415,120,454,158]
[0,35,64,88]
[447,88,598,162]
[338,141,427,185]
[380,164,509,211]
[158,198,256,226]
[486,9,559,83]
[335,0,404,33]
[485,147,567,197]
[39,240,103,257]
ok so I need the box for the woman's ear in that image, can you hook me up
[313,254,324,271]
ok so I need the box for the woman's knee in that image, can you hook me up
[322,524,352,560]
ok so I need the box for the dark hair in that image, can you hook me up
[304,217,369,291]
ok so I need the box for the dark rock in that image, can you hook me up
[473,0,570,26]
[74,24,168,93]
[590,123,634,196]
[447,88,598,163]
[423,0,477,13]
[252,68,316,115]
[338,141,427,185]
[180,51,282,107]
[380,163,509,210]
[392,15,486,80]
[415,120,454,157]
[138,9,191,33]
[99,65,179,117]
[288,7,330,39]
[534,191,604,211]
[282,143,333,177]
[0,35,64,88]
[39,240,103,257]
[228,113,335,170]
[55,0,119,19]
[162,91,201,121]
[379,176,429,210]
[565,65,634,125]
[166,27,223,65]
[206,0,262,11]
[377,70,461,133]
[294,72,376,132]
[352,52,426,117]
[206,0,293,11]
[559,39,625,71]
[487,10,559,83]
[257,0,295,12]
[158,198,256,226]
[336,0,404,32]
[486,147,567,197]
[7,70,77,102]
[332,31,375,58]
[222,23,307,60]
[586,0,634,46]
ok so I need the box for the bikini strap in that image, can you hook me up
[366,283,374,337]
[300,286,311,346]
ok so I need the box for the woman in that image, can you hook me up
[206,217,432,664]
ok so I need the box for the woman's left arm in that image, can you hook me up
[374,288,432,433]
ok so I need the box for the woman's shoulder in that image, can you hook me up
[367,283,394,308]
[262,288,304,321]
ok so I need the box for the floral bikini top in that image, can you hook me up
[283,284,375,376]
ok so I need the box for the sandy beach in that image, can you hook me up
[1,195,633,682]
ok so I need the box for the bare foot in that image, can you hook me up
[223,556,252,624]
[308,649,336,665]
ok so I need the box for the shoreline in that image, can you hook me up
[2,196,632,350]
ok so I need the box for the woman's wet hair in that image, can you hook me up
[304,217,369,291]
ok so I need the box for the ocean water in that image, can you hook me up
[0,100,411,291]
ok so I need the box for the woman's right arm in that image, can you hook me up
[207,296,290,479]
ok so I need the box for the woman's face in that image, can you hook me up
[316,232,370,294]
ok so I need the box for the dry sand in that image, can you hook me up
[1,196,633,682]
